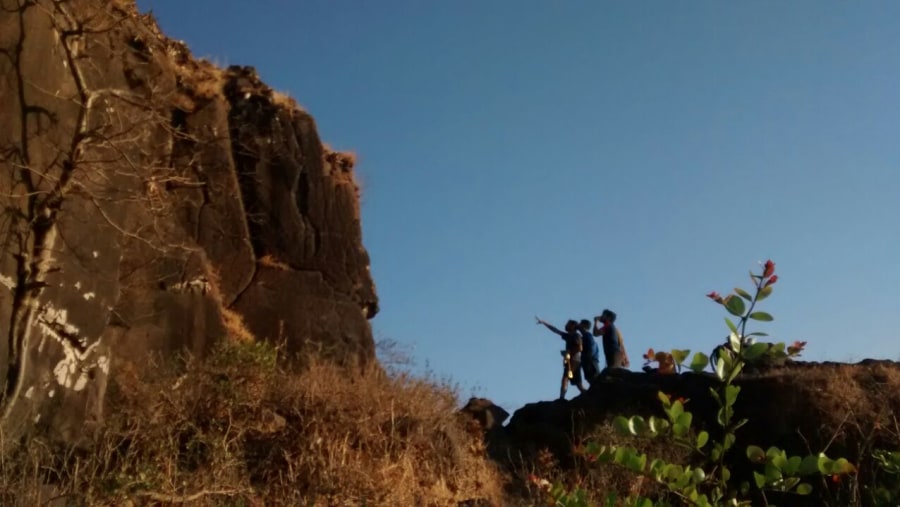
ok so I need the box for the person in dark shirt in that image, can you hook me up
[593,309,629,370]
[536,317,586,400]
[578,319,601,383]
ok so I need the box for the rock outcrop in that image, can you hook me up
[483,360,900,505]
[0,0,377,442]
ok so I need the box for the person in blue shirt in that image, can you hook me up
[536,317,586,400]
[578,319,601,382]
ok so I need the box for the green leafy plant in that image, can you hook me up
[534,261,855,506]
[865,449,900,505]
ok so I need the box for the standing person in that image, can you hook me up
[578,319,601,383]
[593,309,630,370]
[535,317,586,400]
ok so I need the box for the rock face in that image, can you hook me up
[0,0,377,441]
[489,361,900,505]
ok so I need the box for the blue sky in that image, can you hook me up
[138,1,900,411]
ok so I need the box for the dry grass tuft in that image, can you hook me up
[221,307,256,343]
[323,146,363,218]
[257,253,292,271]
[272,90,303,111]
[0,341,504,506]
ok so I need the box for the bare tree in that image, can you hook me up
[0,0,206,437]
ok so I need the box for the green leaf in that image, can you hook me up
[725,317,738,334]
[613,446,630,465]
[692,467,706,483]
[799,455,820,475]
[724,432,736,451]
[769,449,788,471]
[727,361,744,383]
[753,471,766,488]
[744,342,771,360]
[725,296,746,316]
[747,445,766,463]
[629,416,648,436]
[690,352,709,373]
[669,400,684,421]
[725,385,741,407]
[696,431,709,449]
[716,406,727,427]
[671,349,690,366]
[783,477,801,491]
[817,455,833,475]
[757,285,773,301]
[729,332,742,352]
[796,483,813,495]
[657,391,671,407]
[735,287,753,301]
[647,416,662,436]
[833,457,856,474]
[676,411,693,430]
[649,458,665,477]
[765,462,782,482]
[625,451,647,472]
[785,456,802,476]
[613,416,631,435]
[749,311,774,322]
[715,356,726,380]
[747,332,769,337]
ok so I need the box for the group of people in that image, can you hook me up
[535,309,629,400]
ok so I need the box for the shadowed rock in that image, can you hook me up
[484,360,900,505]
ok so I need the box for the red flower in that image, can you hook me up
[765,275,778,287]
[706,291,724,303]
[763,260,775,278]
[831,474,841,484]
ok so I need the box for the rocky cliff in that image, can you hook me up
[0,0,377,442]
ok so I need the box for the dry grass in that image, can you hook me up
[0,342,505,506]
[221,307,256,343]
[323,147,363,218]
[257,253,292,271]
[272,90,303,111]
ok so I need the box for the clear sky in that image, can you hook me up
[137,1,900,412]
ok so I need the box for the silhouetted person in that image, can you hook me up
[536,317,586,400]
[577,319,601,383]
[593,309,629,370]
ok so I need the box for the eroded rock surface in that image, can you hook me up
[0,0,377,441]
